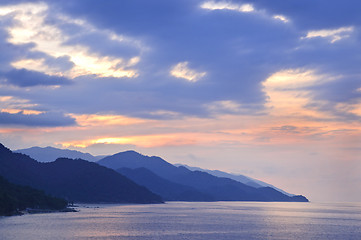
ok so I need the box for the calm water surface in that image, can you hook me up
[1,202,361,240]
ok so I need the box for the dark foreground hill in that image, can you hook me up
[0,144,162,204]
[98,151,308,202]
[0,175,67,216]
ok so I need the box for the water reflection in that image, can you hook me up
[0,202,360,240]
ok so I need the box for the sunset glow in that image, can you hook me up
[1,0,360,202]
[1,3,140,79]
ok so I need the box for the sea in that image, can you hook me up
[1,201,360,240]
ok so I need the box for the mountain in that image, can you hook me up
[15,146,105,162]
[0,144,162,204]
[0,175,68,216]
[98,151,308,202]
[164,168,299,201]
[98,151,190,179]
[176,164,294,197]
[117,167,213,201]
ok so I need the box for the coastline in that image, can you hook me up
[1,207,77,217]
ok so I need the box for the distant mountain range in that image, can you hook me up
[12,145,308,203]
[15,146,105,162]
[0,144,162,204]
[175,164,295,197]
[118,167,212,201]
[98,151,308,202]
[17,146,294,196]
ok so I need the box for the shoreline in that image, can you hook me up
[1,207,78,217]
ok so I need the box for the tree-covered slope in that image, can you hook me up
[0,175,67,216]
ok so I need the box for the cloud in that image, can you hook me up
[0,0,360,121]
[205,100,262,115]
[70,113,146,126]
[170,61,206,82]
[273,15,289,23]
[11,54,75,75]
[0,68,72,87]
[0,95,39,113]
[0,2,141,79]
[0,111,76,127]
[61,133,199,148]
[302,26,354,43]
[0,0,361,202]
[44,0,289,108]
[260,68,361,123]
[200,1,255,12]
[271,125,298,133]
[249,0,361,30]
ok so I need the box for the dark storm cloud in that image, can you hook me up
[0,111,76,127]
[0,68,72,87]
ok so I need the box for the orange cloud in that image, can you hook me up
[60,133,199,148]
[1,108,43,115]
[69,113,147,127]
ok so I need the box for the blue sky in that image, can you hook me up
[0,0,360,202]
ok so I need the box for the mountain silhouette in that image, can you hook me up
[0,144,162,204]
[98,151,308,202]
[176,164,294,196]
[17,146,293,197]
[15,146,105,162]
[118,167,213,201]
[98,150,189,179]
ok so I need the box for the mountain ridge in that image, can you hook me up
[98,150,308,202]
[0,143,163,204]
[9,144,308,202]
[176,164,295,197]
[118,167,213,201]
[16,145,295,197]
[15,146,105,162]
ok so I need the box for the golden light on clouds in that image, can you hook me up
[70,114,147,126]
[170,62,206,82]
[206,100,244,114]
[69,55,139,78]
[0,96,38,110]
[200,1,254,12]
[1,109,43,115]
[303,26,354,43]
[11,59,65,77]
[1,2,140,79]
[55,74,361,150]
[263,69,334,119]
[273,15,289,23]
[61,133,199,148]
[336,102,361,117]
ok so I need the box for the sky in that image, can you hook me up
[0,0,360,202]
